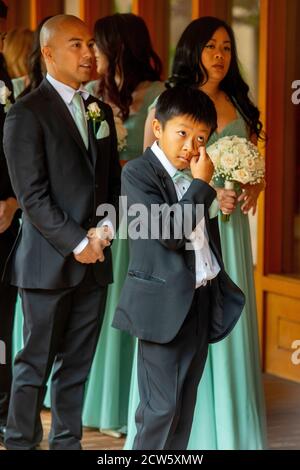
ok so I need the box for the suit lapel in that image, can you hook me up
[39,79,92,166]
[145,148,178,204]
[146,148,222,263]
[84,97,99,167]
[87,120,98,167]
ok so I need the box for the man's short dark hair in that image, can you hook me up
[0,1,7,19]
[155,86,217,134]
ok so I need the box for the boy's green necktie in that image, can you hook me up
[172,168,193,183]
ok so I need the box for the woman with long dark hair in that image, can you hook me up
[125,16,267,450]
[12,17,49,98]
[82,13,164,437]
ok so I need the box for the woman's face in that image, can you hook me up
[93,43,109,76]
[201,27,232,83]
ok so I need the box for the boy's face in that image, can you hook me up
[152,115,211,170]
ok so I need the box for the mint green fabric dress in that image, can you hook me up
[124,113,267,449]
[81,80,164,430]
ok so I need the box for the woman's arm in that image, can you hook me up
[237,133,266,215]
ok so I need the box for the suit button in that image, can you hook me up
[95,184,99,189]
[88,218,92,223]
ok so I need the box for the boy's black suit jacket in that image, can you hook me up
[113,148,245,344]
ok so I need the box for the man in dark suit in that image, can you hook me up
[0,0,19,444]
[3,15,121,450]
[113,87,245,450]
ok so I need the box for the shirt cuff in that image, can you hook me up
[209,198,219,219]
[73,237,89,255]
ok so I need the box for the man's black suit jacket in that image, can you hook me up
[113,148,245,344]
[3,78,121,289]
[0,53,18,277]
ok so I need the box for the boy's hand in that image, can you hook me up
[190,146,214,184]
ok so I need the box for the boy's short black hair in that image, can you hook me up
[155,85,217,134]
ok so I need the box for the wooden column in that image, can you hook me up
[30,0,64,29]
[255,0,268,351]
[192,0,231,22]
[263,0,287,275]
[79,0,113,33]
[132,0,169,79]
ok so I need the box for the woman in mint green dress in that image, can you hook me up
[125,17,267,450]
[82,13,164,436]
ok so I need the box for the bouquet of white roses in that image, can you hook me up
[207,135,265,221]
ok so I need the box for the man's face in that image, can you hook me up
[42,20,94,89]
[201,27,231,84]
[0,18,7,52]
[152,114,211,170]
[93,44,109,77]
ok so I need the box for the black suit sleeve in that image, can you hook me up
[122,162,216,251]
[3,101,87,257]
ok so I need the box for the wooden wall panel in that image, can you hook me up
[265,293,300,382]
[132,0,169,78]
[192,0,231,22]
[33,0,64,28]
[6,0,31,29]
[80,0,113,34]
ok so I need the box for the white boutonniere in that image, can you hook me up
[114,115,128,151]
[86,102,105,135]
[0,80,12,113]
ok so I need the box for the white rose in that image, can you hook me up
[220,152,239,170]
[207,148,221,166]
[232,135,246,145]
[233,143,248,158]
[0,82,11,105]
[244,157,256,170]
[87,102,101,115]
[232,168,250,184]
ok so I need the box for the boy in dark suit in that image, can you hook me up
[113,86,245,450]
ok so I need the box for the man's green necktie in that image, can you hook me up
[72,92,89,149]
[172,168,193,183]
